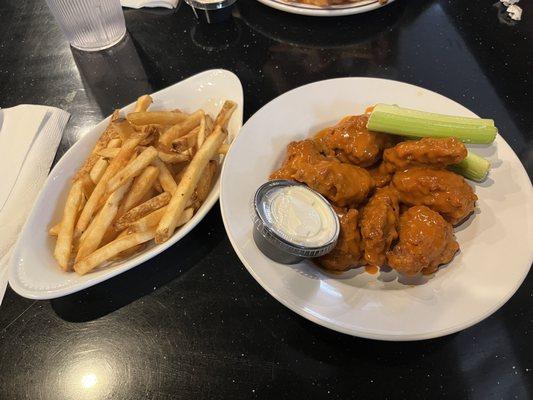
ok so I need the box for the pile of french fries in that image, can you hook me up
[49,95,237,275]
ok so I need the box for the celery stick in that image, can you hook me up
[449,151,490,182]
[367,104,497,144]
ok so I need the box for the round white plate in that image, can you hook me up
[220,77,533,341]
[255,0,394,17]
[9,69,243,300]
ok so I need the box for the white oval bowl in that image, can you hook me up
[9,69,243,300]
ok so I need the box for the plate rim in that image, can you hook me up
[255,0,394,17]
[9,68,244,300]
[219,76,533,341]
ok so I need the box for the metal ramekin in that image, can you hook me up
[251,180,340,264]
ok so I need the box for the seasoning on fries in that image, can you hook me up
[50,95,237,275]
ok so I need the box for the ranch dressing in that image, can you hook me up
[268,186,336,247]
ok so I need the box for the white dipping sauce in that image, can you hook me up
[266,186,337,247]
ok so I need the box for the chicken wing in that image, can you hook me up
[270,139,327,178]
[315,114,395,168]
[381,137,467,174]
[316,208,362,272]
[360,187,400,266]
[392,167,477,225]
[271,139,374,207]
[387,206,459,275]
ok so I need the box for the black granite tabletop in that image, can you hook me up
[1,0,532,399]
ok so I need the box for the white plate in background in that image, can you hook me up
[220,77,533,340]
[256,0,394,17]
[9,69,243,300]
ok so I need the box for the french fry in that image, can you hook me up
[157,151,189,164]
[152,157,178,194]
[73,121,120,181]
[195,160,218,206]
[159,110,204,147]
[218,143,230,155]
[79,209,96,243]
[49,223,61,236]
[134,94,153,113]
[97,148,120,159]
[119,166,160,214]
[130,206,193,232]
[127,111,188,126]
[153,180,163,193]
[94,139,122,162]
[79,173,95,198]
[172,131,198,153]
[107,138,122,148]
[115,120,136,143]
[111,228,145,261]
[111,109,120,122]
[133,124,170,134]
[107,146,158,193]
[115,192,171,231]
[156,125,226,243]
[74,230,156,275]
[53,181,83,270]
[197,116,206,148]
[140,134,155,146]
[76,180,133,261]
[89,158,109,184]
[204,115,214,137]
[214,100,237,130]
[75,130,149,237]
[100,225,120,246]
[129,207,167,232]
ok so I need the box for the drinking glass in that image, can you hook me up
[45,0,126,51]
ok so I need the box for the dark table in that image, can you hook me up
[1,0,532,398]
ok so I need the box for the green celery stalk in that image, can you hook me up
[367,104,497,144]
[449,151,491,182]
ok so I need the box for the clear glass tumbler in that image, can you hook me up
[45,0,126,51]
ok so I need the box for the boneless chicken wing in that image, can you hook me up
[392,167,477,225]
[271,140,374,207]
[315,114,395,167]
[360,187,400,266]
[317,208,362,272]
[381,137,467,173]
[372,137,468,187]
[270,139,327,177]
[387,206,459,275]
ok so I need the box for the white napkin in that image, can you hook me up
[121,0,179,9]
[0,105,69,304]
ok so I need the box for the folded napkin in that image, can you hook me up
[0,105,69,304]
[121,0,179,9]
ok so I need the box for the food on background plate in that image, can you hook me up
[50,96,237,275]
[289,0,388,8]
[267,104,496,276]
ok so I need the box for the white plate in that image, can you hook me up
[9,69,243,300]
[256,0,394,17]
[220,77,533,341]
